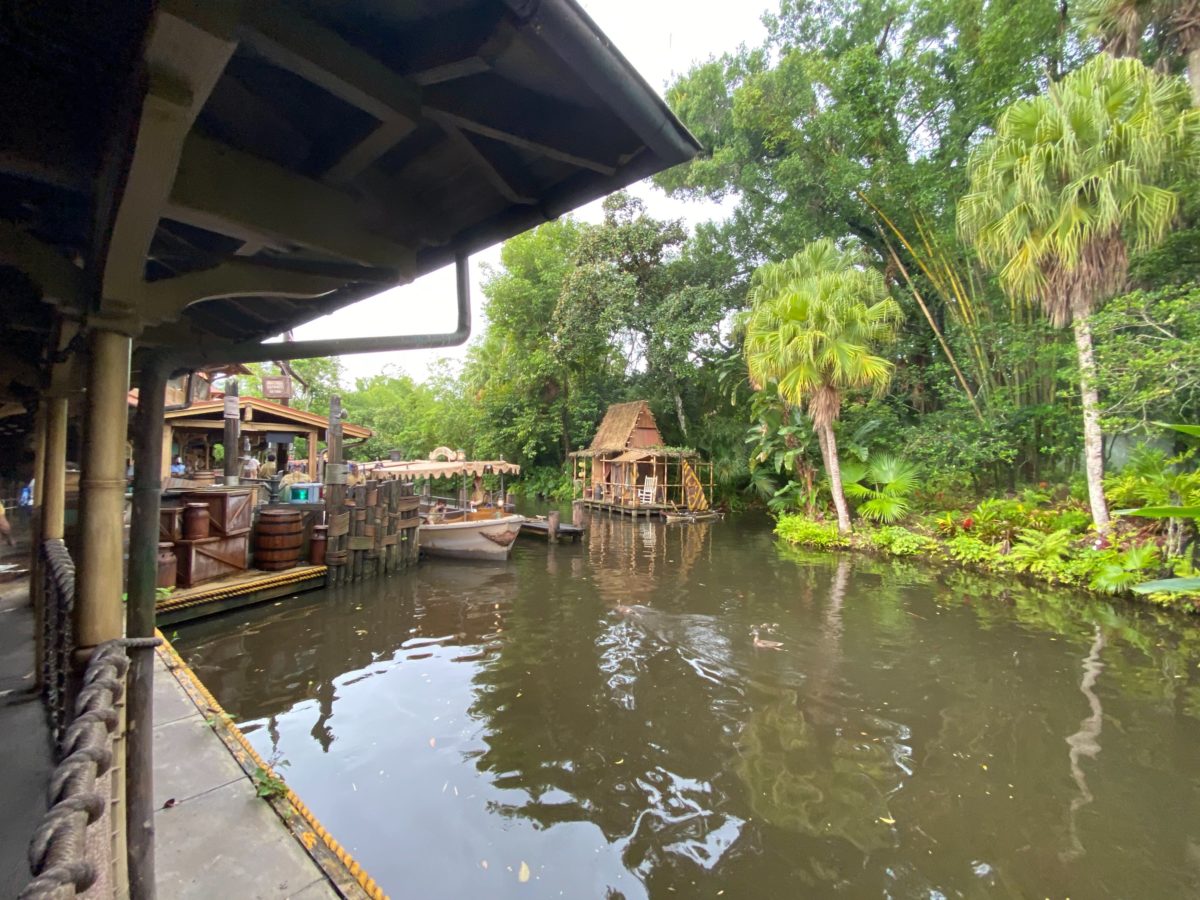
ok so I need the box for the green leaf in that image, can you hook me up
[1131,576,1200,594]
[1117,506,1200,519]
[1154,422,1200,438]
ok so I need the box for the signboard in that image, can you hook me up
[262,375,293,400]
[223,395,239,419]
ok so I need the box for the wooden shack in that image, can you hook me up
[570,401,713,517]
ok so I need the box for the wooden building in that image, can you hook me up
[162,395,370,479]
[570,400,713,516]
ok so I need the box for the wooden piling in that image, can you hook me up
[548,510,560,543]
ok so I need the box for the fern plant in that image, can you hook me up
[843,454,919,524]
[1008,528,1074,577]
[1089,543,1160,594]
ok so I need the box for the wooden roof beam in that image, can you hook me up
[140,260,345,325]
[423,77,623,176]
[103,6,237,304]
[240,5,420,132]
[168,134,418,270]
[0,223,85,310]
[432,116,537,206]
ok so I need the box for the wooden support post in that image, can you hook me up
[75,328,131,650]
[127,358,168,900]
[223,379,240,484]
[548,509,560,544]
[572,501,583,529]
[35,395,69,688]
[324,396,344,586]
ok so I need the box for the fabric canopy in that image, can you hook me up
[366,459,521,481]
[610,450,654,463]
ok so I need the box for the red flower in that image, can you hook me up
[961,517,974,531]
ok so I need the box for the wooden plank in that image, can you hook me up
[327,512,351,537]
[381,533,399,546]
[347,535,373,551]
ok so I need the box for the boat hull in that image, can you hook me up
[419,514,525,561]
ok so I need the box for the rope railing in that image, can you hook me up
[20,637,160,899]
[40,539,76,747]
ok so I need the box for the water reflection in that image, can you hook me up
[175,512,1200,898]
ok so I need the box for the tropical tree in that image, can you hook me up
[1078,0,1200,104]
[958,53,1200,533]
[744,240,903,533]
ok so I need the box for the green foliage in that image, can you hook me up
[843,454,919,523]
[1088,543,1161,594]
[869,526,938,557]
[946,535,999,565]
[774,515,850,549]
[509,466,573,502]
[252,765,289,800]
[1008,528,1075,577]
[970,498,1028,544]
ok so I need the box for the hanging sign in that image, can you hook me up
[223,395,239,419]
[262,376,294,400]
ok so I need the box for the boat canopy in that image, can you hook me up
[367,458,521,481]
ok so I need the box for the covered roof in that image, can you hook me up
[366,458,520,480]
[163,397,371,440]
[588,400,662,452]
[0,0,701,397]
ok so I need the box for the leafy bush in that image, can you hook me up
[870,526,938,557]
[774,515,849,549]
[843,454,920,523]
[971,498,1027,544]
[945,535,999,565]
[1087,543,1160,594]
[1048,506,1092,534]
[1008,528,1074,577]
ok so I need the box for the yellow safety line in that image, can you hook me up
[156,566,328,613]
[155,631,389,900]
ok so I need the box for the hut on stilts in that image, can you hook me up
[570,400,713,518]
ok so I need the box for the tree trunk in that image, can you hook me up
[822,423,853,534]
[673,388,688,438]
[1072,313,1111,534]
[1189,46,1200,108]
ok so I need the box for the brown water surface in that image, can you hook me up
[174,511,1200,898]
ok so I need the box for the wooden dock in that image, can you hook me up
[519,518,585,542]
[156,564,328,624]
[578,498,674,519]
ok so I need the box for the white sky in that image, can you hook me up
[288,1,772,385]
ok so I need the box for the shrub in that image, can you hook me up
[971,498,1027,544]
[1048,507,1092,534]
[1086,542,1160,594]
[945,535,998,565]
[1008,528,1074,577]
[775,515,849,549]
[843,455,920,523]
[870,526,938,557]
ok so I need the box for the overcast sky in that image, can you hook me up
[287,1,772,385]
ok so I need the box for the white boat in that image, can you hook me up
[419,513,525,561]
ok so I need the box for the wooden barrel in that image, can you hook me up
[157,542,178,589]
[182,503,210,541]
[254,508,303,571]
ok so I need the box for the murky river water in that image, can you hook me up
[174,512,1200,898]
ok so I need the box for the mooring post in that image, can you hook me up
[548,509,560,544]
[223,378,239,485]
[572,501,583,529]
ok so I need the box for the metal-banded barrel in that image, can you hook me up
[253,508,303,571]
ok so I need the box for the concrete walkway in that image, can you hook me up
[153,652,339,899]
[0,567,53,899]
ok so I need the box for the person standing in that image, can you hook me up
[0,499,14,547]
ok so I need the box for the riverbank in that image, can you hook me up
[774,513,1200,614]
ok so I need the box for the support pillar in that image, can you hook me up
[34,396,69,687]
[75,328,131,649]
[223,379,239,485]
[127,358,167,900]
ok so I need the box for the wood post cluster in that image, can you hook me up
[324,478,420,586]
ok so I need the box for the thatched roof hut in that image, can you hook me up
[570,400,712,512]
[588,400,663,452]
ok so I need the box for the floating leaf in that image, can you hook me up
[878,815,896,825]
[518,861,531,883]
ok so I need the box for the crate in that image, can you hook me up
[159,506,182,543]
[183,488,253,537]
[174,533,249,587]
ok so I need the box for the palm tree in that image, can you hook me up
[1078,0,1200,105]
[744,239,902,533]
[959,54,1200,533]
